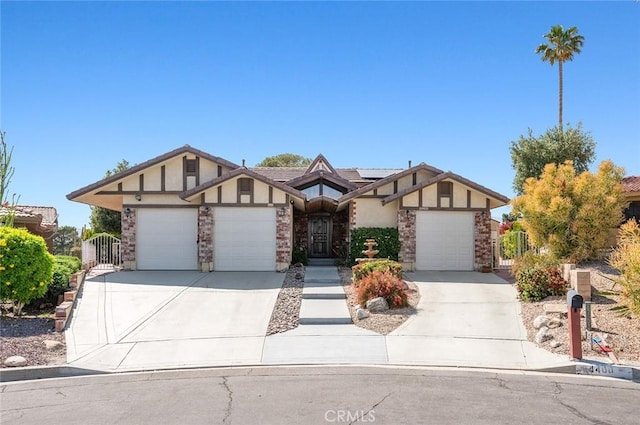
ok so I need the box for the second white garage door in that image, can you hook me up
[137,208,198,270]
[416,211,474,271]
[214,207,277,271]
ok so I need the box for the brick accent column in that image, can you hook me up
[121,208,136,270]
[398,209,416,270]
[349,200,357,230]
[474,211,492,270]
[198,206,214,272]
[276,206,292,271]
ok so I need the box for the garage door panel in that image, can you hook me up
[416,211,474,271]
[214,208,276,271]
[137,208,198,270]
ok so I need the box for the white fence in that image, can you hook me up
[82,233,121,270]
[493,231,538,269]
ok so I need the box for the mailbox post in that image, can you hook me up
[567,289,584,360]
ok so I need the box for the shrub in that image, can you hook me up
[608,219,640,317]
[291,246,308,266]
[502,222,527,259]
[33,255,83,306]
[354,269,408,308]
[352,259,403,287]
[0,227,54,315]
[516,266,568,302]
[511,251,559,277]
[349,228,400,266]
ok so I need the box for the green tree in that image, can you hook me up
[255,154,312,167]
[535,25,585,131]
[512,160,627,262]
[52,226,81,255]
[510,123,595,194]
[89,160,130,237]
[0,227,54,315]
[1,131,19,227]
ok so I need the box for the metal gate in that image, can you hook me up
[493,231,537,269]
[82,233,121,270]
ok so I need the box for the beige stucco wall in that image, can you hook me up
[452,182,467,208]
[144,167,162,191]
[164,157,184,191]
[403,191,419,208]
[422,185,438,207]
[396,174,414,192]
[377,182,395,196]
[355,198,398,228]
[470,190,487,208]
[199,177,288,205]
[123,194,191,205]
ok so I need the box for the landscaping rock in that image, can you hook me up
[550,340,562,348]
[4,355,27,367]
[356,308,370,320]
[547,317,562,329]
[533,315,549,329]
[535,326,552,344]
[366,297,389,312]
[44,340,64,351]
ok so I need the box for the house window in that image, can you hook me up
[625,201,640,222]
[184,158,199,190]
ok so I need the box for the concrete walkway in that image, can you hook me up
[262,266,388,364]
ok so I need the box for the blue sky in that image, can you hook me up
[2,1,639,230]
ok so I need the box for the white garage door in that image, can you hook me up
[416,211,474,271]
[137,208,198,270]
[214,207,276,271]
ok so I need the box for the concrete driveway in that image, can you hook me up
[385,271,565,369]
[66,271,283,371]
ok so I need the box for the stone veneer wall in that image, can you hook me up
[276,206,292,270]
[293,210,309,251]
[398,209,416,269]
[121,208,136,270]
[332,209,349,255]
[474,211,492,269]
[198,206,214,271]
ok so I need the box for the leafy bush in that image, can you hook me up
[349,227,400,265]
[354,269,408,308]
[34,256,83,306]
[352,259,403,287]
[502,222,527,259]
[511,251,559,278]
[516,266,568,302]
[291,246,308,266]
[608,219,640,317]
[0,227,54,315]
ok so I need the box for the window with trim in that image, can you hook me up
[438,181,453,207]
[186,159,197,174]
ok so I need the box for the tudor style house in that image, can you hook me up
[67,145,509,272]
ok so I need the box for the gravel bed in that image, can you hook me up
[266,264,305,335]
[516,263,640,363]
[339,267,421,335]
[0,313,66,368]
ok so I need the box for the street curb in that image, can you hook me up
[0,365,106,383]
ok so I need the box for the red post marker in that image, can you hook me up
[567,289,584,360]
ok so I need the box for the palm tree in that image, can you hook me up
[535,25,585,131]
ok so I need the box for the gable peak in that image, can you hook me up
[305,154,338,175]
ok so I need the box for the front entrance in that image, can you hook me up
[309,216,332,257]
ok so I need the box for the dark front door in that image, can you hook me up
[309,216,331,257]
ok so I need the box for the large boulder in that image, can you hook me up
[4,356,27,367]
[547,317,562,329]
[535,327,552,344]
[44,340,64,351]
[533,315,549,329]
[356,308,370,320]
[366,297,389,312]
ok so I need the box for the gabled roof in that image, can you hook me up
[338,162,444,204]
[381,171,510,206]
[67,145,240,200]
[623,176,640,194]
[285,169,358,192]
[304,154,338,175]
[180,167,306,201]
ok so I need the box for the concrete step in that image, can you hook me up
[307,258,337,266]
[302,283,344,295]
[304,266,340,284]
[299,317,353,325]
[299,299,352,325]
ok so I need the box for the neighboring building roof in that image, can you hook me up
[0,205,58,228]
[250,167,363,183]
[622,176,640,193]
[356,169,403,179]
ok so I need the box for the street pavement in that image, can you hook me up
[2,366,638,425]
[62,267,573,372]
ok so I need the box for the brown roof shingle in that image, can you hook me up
[623,176,640,193]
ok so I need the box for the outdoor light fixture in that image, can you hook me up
[135,194,142,201]
[405,209,411,218]
[125,207,132,215]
